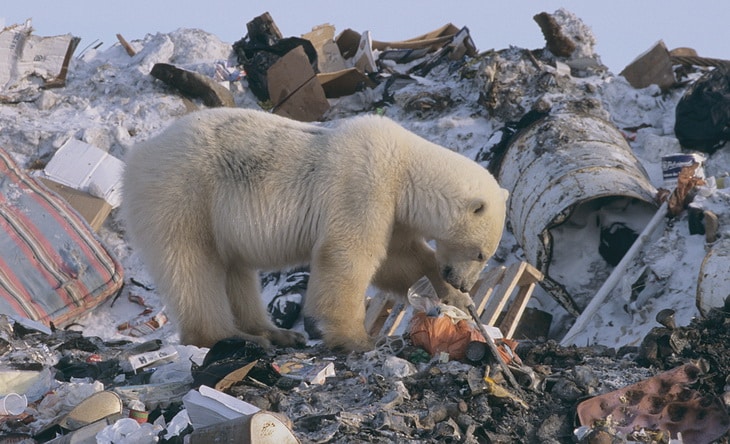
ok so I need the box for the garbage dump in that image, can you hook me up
[0,8,728,444]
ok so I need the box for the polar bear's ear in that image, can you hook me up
[469,198,487,214]
[501,188,509,202]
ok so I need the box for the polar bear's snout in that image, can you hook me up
[436,242,490,294]
[442,264,479,293]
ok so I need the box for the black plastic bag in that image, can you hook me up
[233,36,318,102]
[267,269,308,329]
[675,67,730,153]
[599,222,638,266]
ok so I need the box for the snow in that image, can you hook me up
[0,16,728,359]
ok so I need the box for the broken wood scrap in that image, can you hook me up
[467,304,524,395]
[116,33,136,56]
[150,63,235,107]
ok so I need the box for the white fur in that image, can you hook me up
[122,108,507,351]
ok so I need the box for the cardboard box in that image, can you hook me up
[0,19,79,92]
[268,46,330,122]
[317,68,376,98]
[37,139,124,231]
[183,385,260,430]
[302,24,347,73]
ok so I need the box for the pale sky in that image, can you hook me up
[2,0,728,74]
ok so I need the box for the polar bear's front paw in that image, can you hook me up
[323,330,374,353]
[335,335,375,353]
[269,328,307,348]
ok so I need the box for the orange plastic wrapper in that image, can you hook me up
[409,312,522,364]
[409,312,485,361]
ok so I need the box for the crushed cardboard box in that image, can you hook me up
[302,24,347,73]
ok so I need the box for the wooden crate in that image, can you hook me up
[365,261,543,338]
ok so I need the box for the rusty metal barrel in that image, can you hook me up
[497,109,658,311]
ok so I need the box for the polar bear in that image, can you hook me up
[122,108,508,352]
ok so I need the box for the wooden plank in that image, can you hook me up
[498,282,537,338]
[150,63,235,107]
[383,304,411,337]
[365,294,394,336]
[470,266,506,316]
[480,262,526,326]
[516,262,544,286]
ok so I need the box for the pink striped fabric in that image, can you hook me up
[0,147,123,327]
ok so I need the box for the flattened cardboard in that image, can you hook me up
[371,23,461,52]
[267,46,329,122]
[39,178,112,232]
[336,24,462,56]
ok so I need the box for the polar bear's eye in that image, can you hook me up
[469,199,486,214]
[477,252,485,261]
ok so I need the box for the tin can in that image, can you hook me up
[661,153,705,188]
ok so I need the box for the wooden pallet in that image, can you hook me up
[365,261,544,338]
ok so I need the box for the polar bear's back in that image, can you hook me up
[122,109,414,268]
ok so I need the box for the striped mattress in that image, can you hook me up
[0,147,123,327]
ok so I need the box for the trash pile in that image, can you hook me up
[0,8,729,444]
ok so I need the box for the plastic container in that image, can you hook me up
[0,393,27,416]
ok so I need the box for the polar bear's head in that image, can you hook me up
[433,183,509,293]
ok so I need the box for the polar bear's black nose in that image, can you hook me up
[442,266,464,291]
[442,266,453,281]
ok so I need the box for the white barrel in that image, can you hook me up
[696,238,730,317]
[497,110,658,289]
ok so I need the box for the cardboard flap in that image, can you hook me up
[317,68,376,98]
